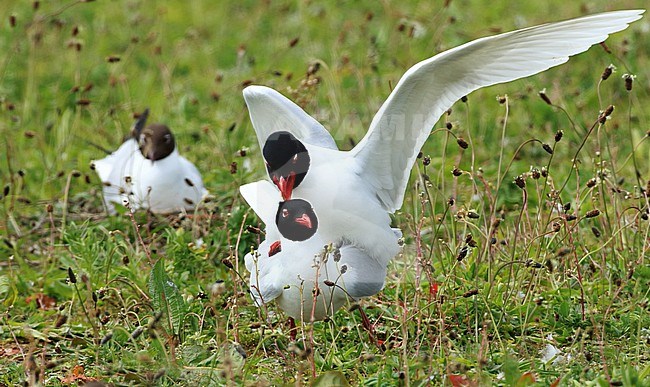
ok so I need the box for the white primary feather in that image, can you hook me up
[93,138,208,214]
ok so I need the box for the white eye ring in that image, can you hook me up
[282,209,289,218]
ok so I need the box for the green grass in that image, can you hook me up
[1,0,649,385]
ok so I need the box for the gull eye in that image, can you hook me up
[282,208,289,218]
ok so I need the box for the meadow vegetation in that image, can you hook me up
[0,0,648,385]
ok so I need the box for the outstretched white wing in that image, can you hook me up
[351,9,644,212]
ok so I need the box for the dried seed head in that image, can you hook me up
[456,137,468,149]
[599,105,615,123]
[541,167,548,178]
[542,143,553,155]
[585,209,600,218]
[565,214,577,221]
[531,168,541,180]
[246,225,261,234]
[586,178,597,188]
[622,74,635,91]
[539,89,552,105]
[447,197,455,206]
[461,95,468,103]
[457,246,469,261]
[514,175,526,189]
[221,258,234,269]
[131,326,144,339]
[465,234,473,244]
[307,62,320,76]
[289,37,299,47]
[563,202,571,212]
[68,267,77,284]
[331,247,341,262]
[100,332,113,345]
[423,156,431,166]
[452,167,462,177]
[323,280,335,287]
[446,122,453,130]
[230,161,237,174]
[591,227,601,238]
[497,95,507,104]
[554,130,563,142]
[463,289,479,298]
[46,203,53,213]
[55,314,68,328]
[467,211,479,219]
[552,222,561,232]
[601,64,615,81]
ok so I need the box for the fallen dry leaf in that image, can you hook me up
[25,293,56,310]
[60,364,98,385]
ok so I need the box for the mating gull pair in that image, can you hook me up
[240,10,644,321]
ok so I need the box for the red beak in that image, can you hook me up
[294,213,313,229]
[277,174,296,201]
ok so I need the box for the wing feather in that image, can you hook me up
[351,10,644,212]
[243,85,338,150]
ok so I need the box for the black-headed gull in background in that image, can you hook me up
[92,109,208,214]
[241,180,387,321]
[241,10,643,318]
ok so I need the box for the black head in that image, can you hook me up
[138,123,176,161]
[276,199,318,242]
[263,131,309,200]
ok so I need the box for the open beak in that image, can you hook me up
[294,213,313,229]
[276,174,296,201]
